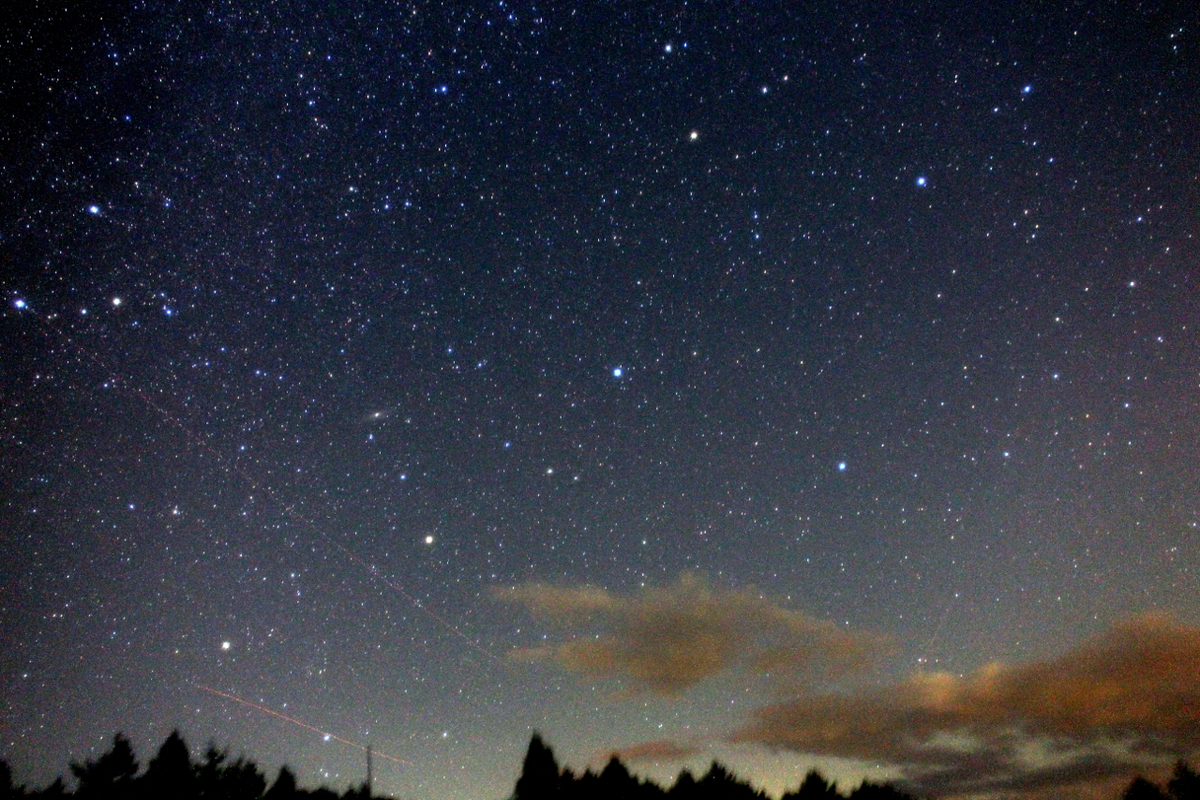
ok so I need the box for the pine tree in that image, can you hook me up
[264,766,298,800]
[70,733,139,799]
[1124,776,1170,800]
[142,730,197,800]
[514,734,562,800]
[1170,763,1200,800]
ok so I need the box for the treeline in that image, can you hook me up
[3,730,1198,800]
[514,734,1200,800]
[513,734,914,800]
[1122,764,1200,800]
[0,731,381,799]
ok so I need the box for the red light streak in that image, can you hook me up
[194,683,413,766]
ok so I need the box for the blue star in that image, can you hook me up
[915,176,927,187]
[612,367,623,378]
[837,462,847,472]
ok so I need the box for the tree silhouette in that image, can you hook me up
[514,733,562,800]
[596,755,640,799]
[668,769,697,800]
[696,762,761,800]
[1124,776,1170,800]
[69,733,138,799]
[196,743,267,800]
[0,760,19,800]
[847,780,917,800]
[782,770,839,800]
[11,726,1089,800]
[264,765,298,800]
[142,730,196,799]
[1170,762,1200,800]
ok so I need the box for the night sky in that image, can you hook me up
[2,2,1198,800]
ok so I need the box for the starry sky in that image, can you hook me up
[2,2,1198,799]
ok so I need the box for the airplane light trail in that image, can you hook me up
[194,684,413,767]
[10,295,494,661]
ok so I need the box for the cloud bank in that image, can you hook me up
[737,613,1200,797]
[498,577,1200,798]
[496,573,882,694]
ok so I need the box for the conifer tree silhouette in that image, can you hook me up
[195,743,267,800]
[264,765,298,800]
[515,734,562,800]
[142,730,196,800]
[782,770,839,800]
[669,768,698,800]
[1170,762,1200,800]
[70,733,138,800]
[697,762,761,800]
[846,780,916,800]
[597,755,643,800]
[1124,776,1170,800]
[0,760,18,800]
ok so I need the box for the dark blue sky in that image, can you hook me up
[2,3,1197,799]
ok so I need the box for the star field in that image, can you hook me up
[1,3,1197,800]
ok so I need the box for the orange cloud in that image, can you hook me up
[606,739,700,764]
[495,574,883,694]
[736,613,1200,797]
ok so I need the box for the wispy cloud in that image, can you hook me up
[606,739,702,764]
[735,613,1200,797]
[498,576,1200,798]
[495,573,883,694]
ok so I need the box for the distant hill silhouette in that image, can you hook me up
[1,730,1196,800]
